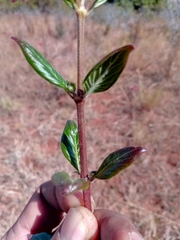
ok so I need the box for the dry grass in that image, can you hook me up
[0,7,180,239]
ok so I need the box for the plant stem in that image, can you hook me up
[76,10,92,211]
[76,101,92,211]
[77,11,85,90]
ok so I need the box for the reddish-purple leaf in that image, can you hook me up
[93,147,146,180]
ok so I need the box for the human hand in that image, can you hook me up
[2,181,144,240]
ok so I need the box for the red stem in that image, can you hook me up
[76,101,91,211]
[77,13,85,90]
[76,10,92,211]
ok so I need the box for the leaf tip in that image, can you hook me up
[135,147,146,155]
[11,36,21,46]
[136,147,146,153]
[11,36,18,41]
[140,147,146,153]
[129,45,134,52]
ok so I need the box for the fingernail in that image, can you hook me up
[129,232,144,240]
[60,208,87,240]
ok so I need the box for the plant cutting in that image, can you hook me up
[11,0,146,238]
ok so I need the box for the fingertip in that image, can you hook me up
[40,181,61,210]
[58,207,98,240]
[41,181,95,214]
[55,186,83,213]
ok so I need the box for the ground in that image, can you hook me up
[0,6,180,239]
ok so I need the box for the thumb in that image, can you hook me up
[51,206,98,240]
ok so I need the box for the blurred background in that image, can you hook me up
[0,0,180,239]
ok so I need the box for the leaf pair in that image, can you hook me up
[11,37,133,98]
[51,172,89,195]
[63,0,107,12]
[60,119,146,180]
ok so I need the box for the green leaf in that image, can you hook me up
[89,0,107,11]
[63,0,73,8]
[93,147,146,180]
[11,37,75,93]
[83,45,134,97]
[51,172,73,186]
[61,120,80,173]
[63,0,77,8]
[67,82,76,93]
[71,178,89,193]
[51,172,89,195]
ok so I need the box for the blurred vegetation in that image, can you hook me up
[116,0,167,11]
[0,0,60,12]
[0,0,168,13]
